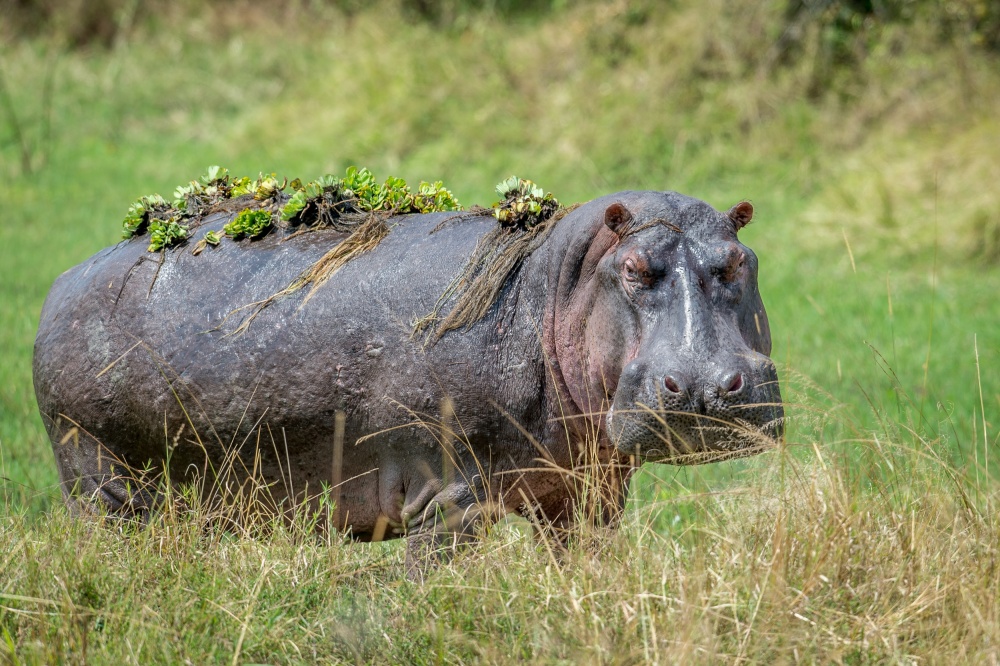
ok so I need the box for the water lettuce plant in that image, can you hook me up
[117,167,564,337]
[122,194,169,239]
[412,181,462,213]
[280,175,341,223]
[147,216,189,252]
[414,176,562,340]
[279,170,463,226]
[492,176,559,228]
[230,174,286,201]
[224,209,272,239]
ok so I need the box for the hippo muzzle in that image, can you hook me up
[607,350,784,463]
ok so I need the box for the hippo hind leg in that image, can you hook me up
[51,424,159,521]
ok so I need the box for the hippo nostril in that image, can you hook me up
[664,375,682,394]
[723,372,744,394]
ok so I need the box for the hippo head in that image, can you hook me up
[552,192,783,463]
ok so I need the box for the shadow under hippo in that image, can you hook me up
[33,190,783,575]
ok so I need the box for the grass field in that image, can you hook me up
[1,1,998,662]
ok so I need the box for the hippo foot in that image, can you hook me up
[403,502,487,582]
[53,429,158,522]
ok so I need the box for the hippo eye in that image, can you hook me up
[623,258,639,282]
[714,249,746,283]
[728,251,746,281]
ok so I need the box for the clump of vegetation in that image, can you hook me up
[280,175,343,225]
[123,166,280,253]
[280,170,463,227]
[341,166,386,211]
[147,216,189,252]
[119,164,471,331]
[123,166,464,260]
[214,167,464,334]
[228,172,560,337]
[223,209,272,239]
[119,168,564,334]
[172,165,233,211]
[229,173,286,201]
[492,176,559,228]
[122,194,169,239]
[122,193,190,251]
[412,180,462,213]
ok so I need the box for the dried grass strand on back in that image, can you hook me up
[223,212,391,337]
[414,203,581,341]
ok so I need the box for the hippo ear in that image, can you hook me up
[604,202,634,237]
[728,201,754,232]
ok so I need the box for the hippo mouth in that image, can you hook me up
[606,391,784,464]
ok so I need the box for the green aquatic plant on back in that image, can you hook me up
[118,166,563,336]
[122,194,169,239]
[172,166,234,210]
[123,165,468,252]
[492,176,559,229]
[280,175,341,224]
[122,194,191,251]
[119,167,562,269]
[412,181,462,213]
[224,209,273,239]
[147,217,190,252]
[382,176,412,211]
[229,173,286,201]
[415,175,565,340]
[279,170,463,226]
[341,166,384,211]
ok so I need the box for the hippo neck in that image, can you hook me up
[534,200,622,434]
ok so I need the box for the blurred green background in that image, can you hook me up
[1,0,998,512]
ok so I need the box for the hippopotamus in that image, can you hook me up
[33,190,783,573]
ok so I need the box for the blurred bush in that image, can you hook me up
[3,0,996,54]
[766,0,1000,97]
[941,0,1000,49]
[1,0,136,47]
[0,0,570,47]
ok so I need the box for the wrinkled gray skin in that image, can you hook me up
[34,191,782,574]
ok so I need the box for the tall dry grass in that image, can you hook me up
[2,367,997,663]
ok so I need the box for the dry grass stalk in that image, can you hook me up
[415,204,581,340]
[226,214,390,336]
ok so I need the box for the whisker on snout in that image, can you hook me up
[609,400,783,463]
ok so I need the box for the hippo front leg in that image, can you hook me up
[399,476,490,581]
[522,456,636,549]
[403,502,487,581]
